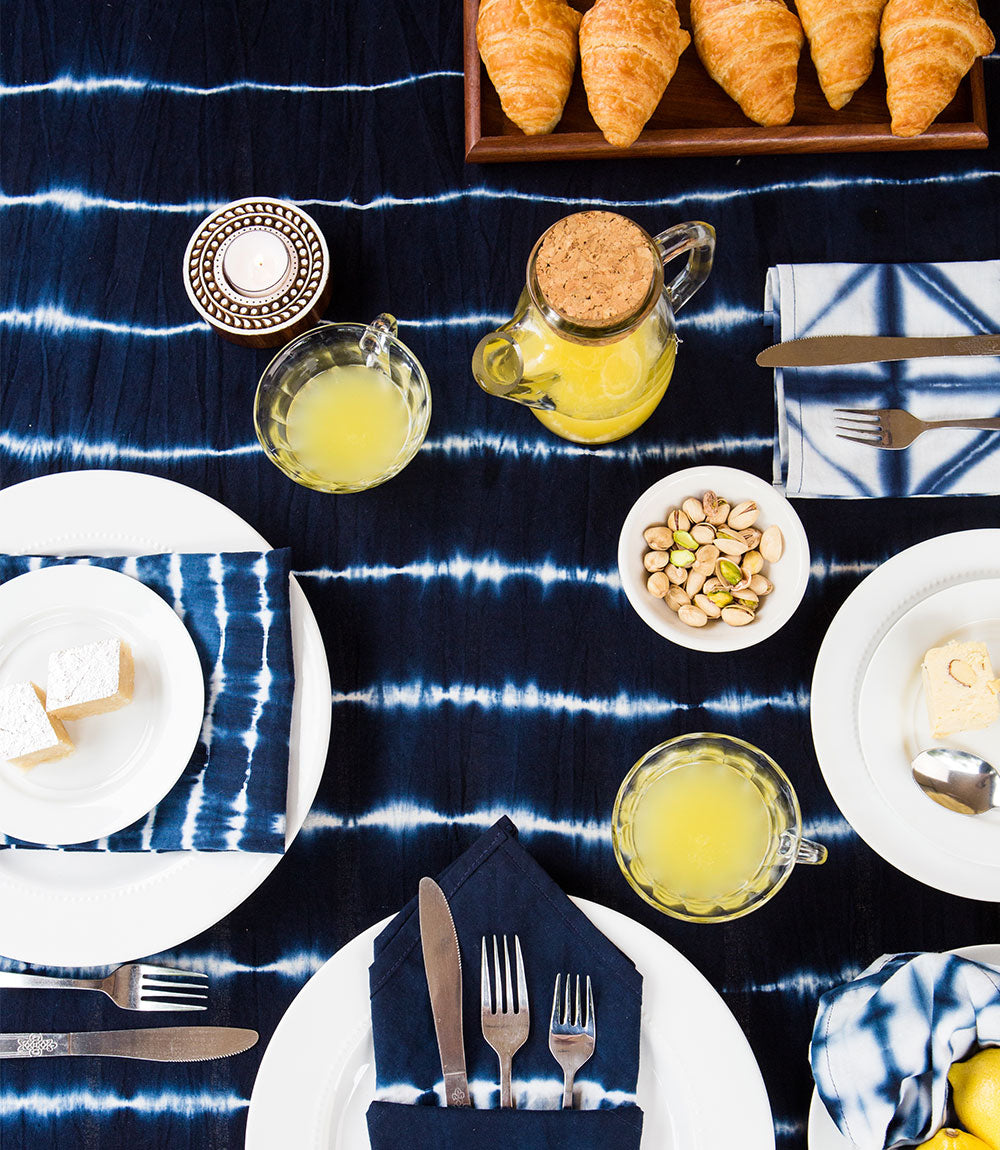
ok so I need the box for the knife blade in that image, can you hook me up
[756,333,1000,367]
[418,876,470,1106]
[0,1026,258,1061]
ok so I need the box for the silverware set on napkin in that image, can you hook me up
[419,876,597,1110]
[0,961,258,1061]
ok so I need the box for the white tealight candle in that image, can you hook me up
[222,228,291,296]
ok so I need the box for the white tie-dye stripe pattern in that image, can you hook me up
[0,70,463,97]
[375,1077,636,1110]
[331,679,810,718]
[0,1089,249,1119]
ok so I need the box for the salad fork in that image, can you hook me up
[0,963,209,1011]
[549,973,595,1109]
[480,934,529,1108]
[835,406,1000,450]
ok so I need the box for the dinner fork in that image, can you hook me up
[480,934,529,1108]
[834,406,1000,450]
[0,963,209,1011]
[549,973,596,1109]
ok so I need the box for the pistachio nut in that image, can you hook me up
[644,550,670,572]
[740,527,762,550]
[715,535,749,557]
[716,558,743,586]
[666,585,692,612]
[691,522,717,545]
[672,529,699,551]
[666,509,691,533]
[694,592,723,618]
[703,576,727,595]
[733,589,760,608]
[704,496,731,526]
[721,605,755,627]
[665,564,688,584]
[706,591,734,608]
[727,500,759,531]
[681,497,707,524]
[643,525,673,550]
[685,568,707,597]
[748,573,773,596]
[678,603,709,628]
[759,524,784,564]
[741,550,764,576]
[647,572,670,598]
[670,548,696,568]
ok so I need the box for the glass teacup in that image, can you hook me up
[612,732,827,923]
[254,314,431,494]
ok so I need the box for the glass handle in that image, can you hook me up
[653,221,716,314]
[472,330,554,410]
[796,838,828,866]
[360,312,398,372]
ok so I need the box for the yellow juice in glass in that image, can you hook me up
[631,758,772,902]
[515,307,676,445]
[276,364,411,488]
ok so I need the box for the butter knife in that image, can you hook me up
[756,333,1000,367]
[0,1026,258,1061]
[418,877,470,1106]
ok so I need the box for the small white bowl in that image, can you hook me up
[617,465,810,652]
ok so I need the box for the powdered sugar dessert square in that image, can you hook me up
[45,638,135,721]
[0,681,75,768]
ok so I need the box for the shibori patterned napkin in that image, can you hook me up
[810,951,1000,1149]
[0,550,294,853]
[764,261,1000,497]
[366,817,644,1150]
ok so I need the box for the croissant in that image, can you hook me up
[690,0,805,126]
[881,0,995,137]
[476,0,582,136]
[793,0,888,109]
[579,0,691,147]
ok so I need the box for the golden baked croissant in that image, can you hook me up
[476,0,582,136]
[793,0,887,109]
[881,0,995,137]
[690,0,805,126]
[579,0,691,148]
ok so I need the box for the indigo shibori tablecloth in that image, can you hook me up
[1,1,998,1147]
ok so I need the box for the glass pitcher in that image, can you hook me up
[472,211,715,445]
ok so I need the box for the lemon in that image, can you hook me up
[918,1129,993,1150]
[949,1047,1000,1149]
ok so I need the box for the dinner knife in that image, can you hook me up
[418,876,471,1106]
[0,1026,258,1061]
[756,333,1000,367]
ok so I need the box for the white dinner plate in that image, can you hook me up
[0,470,331,966]
[0,565,204,845]
[807,944,1000,1149]
[245,898,776,1150]
[858,579,1000,871]
[811,529,1000,901]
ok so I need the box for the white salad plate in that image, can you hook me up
[0,470,331,966]
[811,529,1000,901]
[245,898,776,1150]
[807,943,1000,1149]
[618,465,810,652]
[0,564,204,846]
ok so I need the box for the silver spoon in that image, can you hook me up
[911,747,1000,816]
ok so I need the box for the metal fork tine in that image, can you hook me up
[550,974,562,1029]
[563,970,571,1023]
[834,408,881,417]
[481,937,492,1014]
[136,1000,207,1012]
[140,979,210,993]
[492,935,503,1011]
[139,965,208,980]
[836,431,884,445]
[514,936,527,1012]
[585,975,595,1035]
[503,936,514,1013]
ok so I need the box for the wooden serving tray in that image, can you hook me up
[464,0,989,161]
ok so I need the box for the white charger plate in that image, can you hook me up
[245,898,775,1150]
[857,579,1000,871]
[807,944,1000,1149]
[0,564,204,845]
[0,470,331,966]
[811,529,1000,901]
[617,466,810,652]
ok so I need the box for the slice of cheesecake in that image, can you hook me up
[45,637,135,721]
[921,640,1000,738]
[0,681,75,768]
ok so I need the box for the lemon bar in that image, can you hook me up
[0,681,75,768]
[921,641,1000,738]
[45,637,135,721]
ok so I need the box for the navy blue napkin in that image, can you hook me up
[366,816,644,1148]
[0,550,294,853]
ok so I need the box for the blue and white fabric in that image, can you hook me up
[0,550,294,853]
[766,261,1000,498]
[367,816,643,1148]
[810,951,1000,1149]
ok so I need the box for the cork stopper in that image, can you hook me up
[534,212,657,328]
